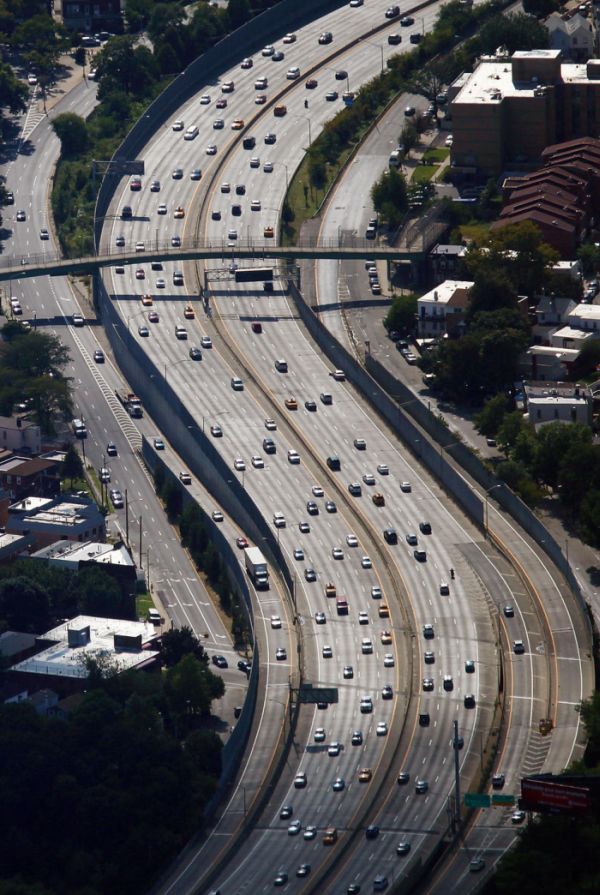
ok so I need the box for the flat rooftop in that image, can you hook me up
[32,540,133,566]
[454,54,600,105]
[12,615,159,679]
[418,280,473,305]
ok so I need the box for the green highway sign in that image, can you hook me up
[492,794,516,806]
[464,793,491,808]
[298,685,339,704]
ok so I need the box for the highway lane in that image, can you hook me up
[88,3,572,892]
[0,74,246,709]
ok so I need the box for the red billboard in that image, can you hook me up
[521,778,592,815]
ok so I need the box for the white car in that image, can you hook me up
[314,727,326,742]
[206,144,217,155]
[287,67,300,79]
[262,44,275,56]
[327,742,340,756]
[376,721,388,736]
[283,32,296,43]
[358,611,369,624]
[172,119,184,130]
[201,336,212,348]
[270,615,282,628]
[251,455,264,468]
[371,585,382,598]
[312,485,324,497]
[363,473,376,485]
[294,548,304,560]
[234,458,245,471]
[377,464,390,475]
[263,161,274,172]
[400,481,412,492]
[288,449,300,464]
[445,134,454,147]
[346,534,358,547]
[251,199,261,210]
[273,512,286,528]
[361,556,372,569]
[303,825,317,840]
[332,547,344,560]
[200,94,211,104]
[250,156,260,168]
[383,653,395,667]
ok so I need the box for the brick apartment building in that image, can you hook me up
[451,49,600,177]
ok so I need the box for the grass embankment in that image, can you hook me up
[282,0,506,236]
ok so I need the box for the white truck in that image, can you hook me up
[244,546,269,589]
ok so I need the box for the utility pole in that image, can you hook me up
[139,515,143,568]
[125,488,129,544]
[453,719,461,833]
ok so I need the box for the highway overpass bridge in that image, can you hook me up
[0,238,422,283]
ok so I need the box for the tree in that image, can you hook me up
[409,58,455,107]
[580,489,600,548]
[464,221,558,297]
[73,567,131,618]
[475,394,510,436]
[400,121,418,156]
[164,654,225,721]
[52,113,89,158]
[0,330,70,378]
[371,167,407,228]
[61,443,83,486]
[0,575,51,631]
[384,293,417,335]
[558,442,600,512]
[26,375,73,434]
[497,411,528,455]
[0,62,28,134]
[476,12,549,55]
[467,270,518,318]
[95,36,158,95]
[228,0,251,28]
[577,243,600,277]
[534,422,592,489]
[160,626,208,668]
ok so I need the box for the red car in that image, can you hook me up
[236,536,249,549]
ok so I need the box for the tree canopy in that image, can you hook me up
[371,168,408,228]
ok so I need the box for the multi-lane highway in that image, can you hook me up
[2,2,593,894]
[92,3,592,894]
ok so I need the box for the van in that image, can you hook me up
[148,608,161,625]
[327,455,341,470]
[72,418,87,439]
[184,125,198,140]
[323,827,338,844]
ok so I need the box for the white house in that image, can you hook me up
[417,279,473,338]
[524,381,592,427]
[546,12,594,60]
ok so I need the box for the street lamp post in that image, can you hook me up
[297,115,312,147]
[360,37,384,73]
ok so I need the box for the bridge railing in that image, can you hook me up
[0,236,408,271]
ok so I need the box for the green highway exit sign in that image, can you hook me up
[464,793,491,808]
